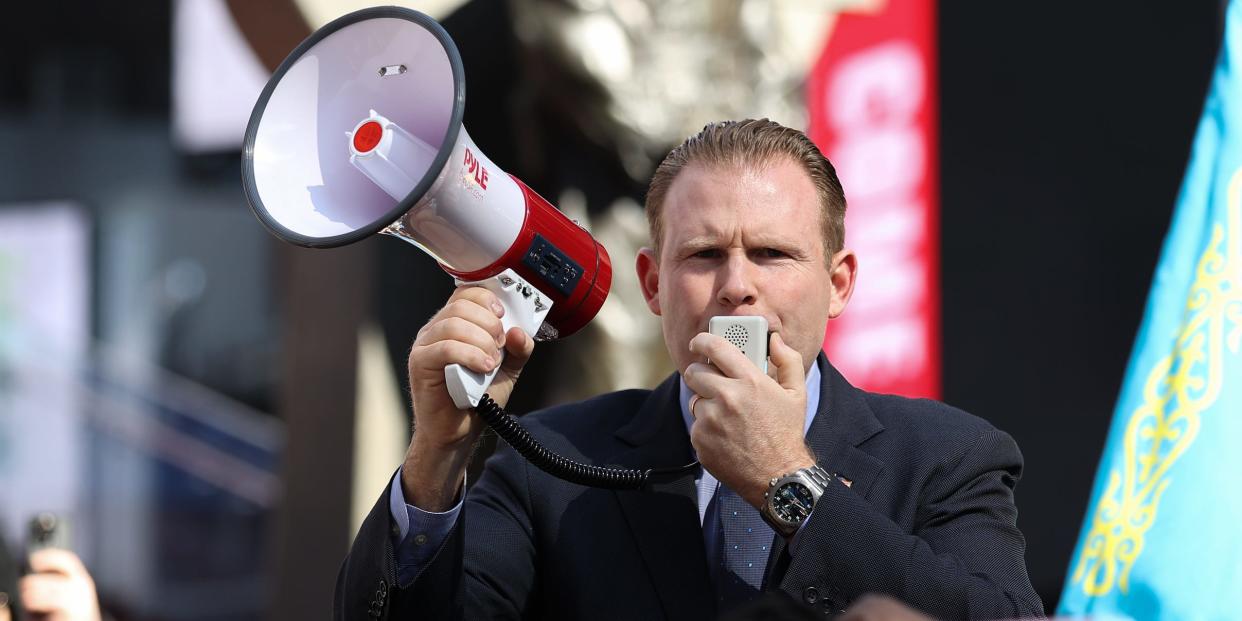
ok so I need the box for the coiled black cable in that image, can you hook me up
[474,394,700,489]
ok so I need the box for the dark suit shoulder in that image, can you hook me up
[858,391,1019,476]
[862,391,999,439]
[514,388,653,449]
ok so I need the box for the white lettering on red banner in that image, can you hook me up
[808,0,940,398]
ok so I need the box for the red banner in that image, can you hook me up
[808,0,940,399]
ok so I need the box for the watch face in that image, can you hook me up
[773,482,815,523]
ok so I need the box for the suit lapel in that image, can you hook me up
[764,355,886,583]
[805,356,886,497]
[607,358,887,612]
[611,375,716,620]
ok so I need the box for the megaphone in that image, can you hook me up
[243,6,694,490]
[241,7,611,410]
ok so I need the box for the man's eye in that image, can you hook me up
[756,248,788,259]
[692,249,722,259]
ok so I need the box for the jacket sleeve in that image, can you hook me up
[335,444,537,620]
[777,428,1044,620]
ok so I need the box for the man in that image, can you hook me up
[335,120,1042,620]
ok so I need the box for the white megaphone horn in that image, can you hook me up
[242,7,612,409]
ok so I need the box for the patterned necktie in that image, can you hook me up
[709,482,775,608]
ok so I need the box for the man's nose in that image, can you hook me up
[716,254,758,307]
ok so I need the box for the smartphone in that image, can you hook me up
[26,513,70,553]
[708,316,769,372]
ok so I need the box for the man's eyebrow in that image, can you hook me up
[746,235,801,250]
[677,236,722,250]
[672,237,729,256]
[673,235,807,255]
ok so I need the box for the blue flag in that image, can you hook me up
[1058,3,1242,619]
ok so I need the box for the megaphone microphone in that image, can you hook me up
[242,7,692,489]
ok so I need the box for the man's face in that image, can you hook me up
[636,157,856,375]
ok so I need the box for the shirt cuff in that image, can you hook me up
[388,468,464,584]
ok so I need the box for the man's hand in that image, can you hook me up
[402,286,535,511]
[684,331,815,508]
[18,549,102,621]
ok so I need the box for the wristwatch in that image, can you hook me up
[760,464,834,537]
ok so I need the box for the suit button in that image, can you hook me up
[803,586,819,604]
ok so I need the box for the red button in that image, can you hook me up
[353,121,383,153]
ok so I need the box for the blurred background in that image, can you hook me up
[0,0,1226,619]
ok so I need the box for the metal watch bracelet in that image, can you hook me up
[761,464,837,536]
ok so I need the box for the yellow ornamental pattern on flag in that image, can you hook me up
[1072,167,1242,597]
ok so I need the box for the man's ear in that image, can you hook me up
[827,249,858,319]
[635,247,662,316]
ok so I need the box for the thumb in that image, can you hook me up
[498,327,534,375]
[768,332,805,390]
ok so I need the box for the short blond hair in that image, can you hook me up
[644,119,847,259]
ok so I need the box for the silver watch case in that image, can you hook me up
[761,464,833,537]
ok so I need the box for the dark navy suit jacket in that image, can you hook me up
[335,357,1043,620]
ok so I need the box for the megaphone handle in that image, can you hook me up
[444,362,500,409]
[444,269,552,409]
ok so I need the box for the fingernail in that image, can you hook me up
[491,302,504,317]
[483,356,496,368]
[496,332,507,347]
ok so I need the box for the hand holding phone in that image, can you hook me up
[20,514,103,621]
